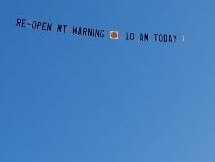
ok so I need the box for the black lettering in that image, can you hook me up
[173,35,177,42]
[159,34,163,42]
[169,35,173,42]
[47,23,52,31]
[78,27,82,35]
[57,24,66,33]
[37,21,42,29]
[126,32,135,40]
[72,26,105,38]
[83,28,88,36]
[57,25,62,32]
[16,18,22,27]
[73,26,78,34]
[154,34,158,41]
[94,29,100,37]
[100,30,104,37]
[42,22,47,31]
[140,33,149,41]
[88,28,93,36]
[16,19,26,27]
[32,21,37,29]
[164,34,168,42]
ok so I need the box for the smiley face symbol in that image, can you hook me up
[110,31,119,40]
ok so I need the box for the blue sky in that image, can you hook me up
[1,0,215,162]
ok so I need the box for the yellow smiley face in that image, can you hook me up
[110,31,119,39]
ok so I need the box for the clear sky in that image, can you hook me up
[1,0,215,162]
